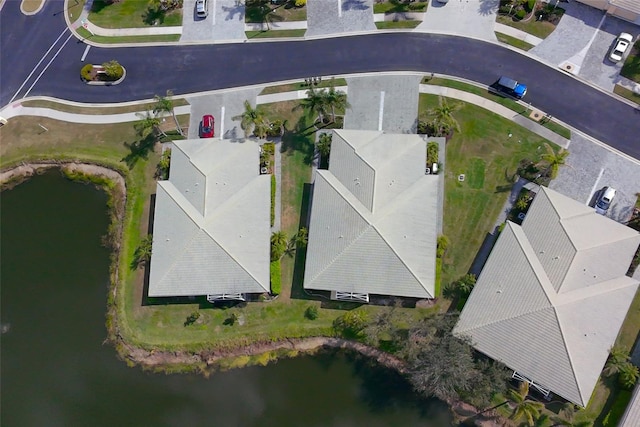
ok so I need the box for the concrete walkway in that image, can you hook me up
[494,22,543,46]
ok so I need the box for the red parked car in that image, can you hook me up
[200,115,215,138]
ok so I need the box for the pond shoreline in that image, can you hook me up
[1,162,510,427]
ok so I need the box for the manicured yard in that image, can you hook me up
[376,20,421,29]
[418,94,557,286]
[614,84,640,105]
[89,0,182,28]
[76,27,181,44]
[373,0,428,13]
[496,5,565,40]
[495,31,535,51]
[245,29,306,39]
[66,0,87,22]
[621,40,640,84]
[245,1,306,23]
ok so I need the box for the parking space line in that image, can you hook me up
[338,0,342,18]
[378,91,384,131]
[220,106,225,137]
[81,45,91,62]
[212,0,217,24]
[586,168,605,205]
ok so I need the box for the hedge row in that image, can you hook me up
[270,260,281,295]
[271,174,276,227]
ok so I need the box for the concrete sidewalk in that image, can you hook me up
[494,22,543,46]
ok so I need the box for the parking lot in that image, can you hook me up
[181,0,246,42]
[550,133,640,223]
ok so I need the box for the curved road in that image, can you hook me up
[1,0,639,159]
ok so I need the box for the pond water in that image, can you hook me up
[0,169,454,427]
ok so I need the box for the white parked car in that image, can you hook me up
[595,187,616,215]
[196,0,208,18]
[609,33,633,63]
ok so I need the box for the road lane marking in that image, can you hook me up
[220,106,225,137]
[81,45,91,62]
[9,28,69,104]
[23,33,74,99]
[378,91,385,131]
[586,168,605,205]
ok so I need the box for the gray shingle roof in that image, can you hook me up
[303,131,439,298]
[454,187,640,406]
[148,139,270,297]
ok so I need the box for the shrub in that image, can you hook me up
[295,0,306,6]
[515,8,526,20]
[102,60,124,80]
[266,120,283,137]
[80,64,93,81]
[427,141,439,165]
[526,0,535,12]
[270,175,276,227]
[270,260,281,295]
[184,311,200,326]
[305,305,319,320]
[333,310,368,339]
[436,235,449,258]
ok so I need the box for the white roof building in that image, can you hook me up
[454,186,640,406]
[148,138,271,300]
[303,130,441,301]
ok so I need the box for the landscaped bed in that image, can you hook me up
[245,0,307,23]
[497,0,565,39]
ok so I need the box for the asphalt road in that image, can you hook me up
[1,0,639,159]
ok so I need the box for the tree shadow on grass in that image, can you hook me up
[142,6,167,25]
[280,116,316,165]
[90,0,111,14]
[122,134,156,169]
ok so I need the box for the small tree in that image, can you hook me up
[317,132,332,161]
[184,311,200,326]
[157,148,171,180]
[270,231,288,261]
[436,235,449,258]
[132,234,153,268]
[153,90,184,136]
[538,143,569,180]
[619,363,640,389]
[508,382,544,426]
[305,305,319,320]
[604,346,630,376]
[102,60,124,80]
[427,96,461,136]
[333,310,368,339]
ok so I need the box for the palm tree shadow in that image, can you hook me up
[280,116,316,165]
[478,0,499,16]
[122,135,157,169]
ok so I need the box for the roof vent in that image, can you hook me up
[497,290,502,294]
[553,256,560,260]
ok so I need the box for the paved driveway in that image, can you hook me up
[187,87,262,140]
[343,74,422,133]
[417,0,498,41]
[181,0,246,42]
[550,134,640,223]
[306,0,376,37]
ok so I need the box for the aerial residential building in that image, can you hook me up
[303,130,442,302]
[454,186,640,406]
[148,139,271,302]
[575,0,640,24]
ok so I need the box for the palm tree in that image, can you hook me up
[324,85,350,122]
[233,100,267,137]
[270,231,288,261]
[428,96,461,135]
[134,111,166,139]
[618,362,639,389]
[298,86,329,124]
[317,132,332,159]
[133,234,153,268]
[538,143,569,179]
[153,90,183,136]
[604,346,630,376]
[508,382,545,426]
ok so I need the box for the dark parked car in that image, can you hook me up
[494,76,527,99]
[200,114,215,138]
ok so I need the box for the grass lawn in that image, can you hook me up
[76,27,180,43]
[245,2,306,23]
[89,0,182,28]
[67,0,87,22]
[418,94,557,286]
[20,99,189,115]
[260,78,347,95]
[496,11,563,40]
[621,41,640,84]
[614,84,640,105]
[422,76,571,139]
[495,31,535,51]
[373,1,428,13]
[376,20,421,30]
[21,0,44,13]
[246,29,306,39]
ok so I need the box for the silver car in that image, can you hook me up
[196,0,208,18]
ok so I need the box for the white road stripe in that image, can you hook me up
[9,28,69,104]
[378,91,385,131]
[586,168,605,205]
[338,0,342,18]
[81,45,91,62]
[23,33,74,99]
[219,106,225,137]
[212,0,217,24]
